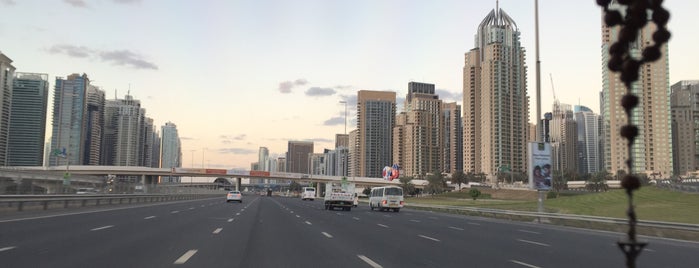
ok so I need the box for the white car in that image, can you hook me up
[226,191,242,203]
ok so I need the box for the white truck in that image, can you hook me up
[323,181,355,211]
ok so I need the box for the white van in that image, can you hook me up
[301,187,316,201]
[369,186,404,212]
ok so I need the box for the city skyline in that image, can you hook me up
[1,0,698,169]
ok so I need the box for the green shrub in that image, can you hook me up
[547,191,558,199]
[469,188,481,200]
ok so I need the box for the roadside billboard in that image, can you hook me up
[528,142,552,190]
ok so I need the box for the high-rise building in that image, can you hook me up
[102,94,145,166]
[601,2,672,177]
[550,102,577,174]
[258,147,269,171]
[287,141,313,174]
[160,122,181,183]
[0,53,15,165]
[462,6,528,182]
[49,73,90,167]
[335,134,349,148]
[348,129,359,177]
[310,153,325,175]
[83,86,104,165]
[671,80,699,176]
[443,102,463,174]
[393,82,443,178]
[143,117,160,168]
[574,105,601,175]
[357,90,396,178]
[8,72,49,166]
[276,157,286,172]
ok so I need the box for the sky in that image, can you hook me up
[1,0,697,170]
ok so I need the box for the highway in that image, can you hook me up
[1,194,698,268]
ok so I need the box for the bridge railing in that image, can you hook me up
[0,193,224,212]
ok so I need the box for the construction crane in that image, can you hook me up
[549,73,557,101]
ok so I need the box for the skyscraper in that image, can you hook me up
[287,141,313,174]
[601,2,672,177]
[357,90,396,178]
[8,72,49,166]
[550,102,577,174]
[258,147,269,171]
[393,82,443,178]
[144,117,161,168]
[83,85,104,165]
[574,105,600,175]
[160,122,181,183]
[670,81,699,176]
[0,53,15,165]
[443,102,463,174]
[463,6,528,182]
[102,94,145,166]
[49,73,90,167]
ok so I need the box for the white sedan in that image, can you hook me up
[226,191,242,203]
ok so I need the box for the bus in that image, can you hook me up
[301,187,316,201]
[369,186,404,212]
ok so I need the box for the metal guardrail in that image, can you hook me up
[0,193,222,212]
[406,203,699,233]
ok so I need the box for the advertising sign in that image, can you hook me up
[227,169,250,176]
[528,142,552,190]
[250,171,270,177]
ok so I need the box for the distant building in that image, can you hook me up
[357,90,396,177]
[574,105,600,175]
[0,53,15,165]
[287,141,313,174]
[443,102,462,174]
[258,147,269,171]
[335,134,349,148]
[671,80,699,176]
[462,6,528,182]
[102,94,145,167]
[49,73,90,166]
[550,102,577,174]
[160,122,181,183]
[394,82,443,178]
[348,129,359,177]
[8,72,49,166]
[601,2,672,177]
[83,86,104,165]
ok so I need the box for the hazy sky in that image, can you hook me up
[1,0,697,170]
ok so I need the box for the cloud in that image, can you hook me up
[99,50,158,70]
[1,0,16,6]
[335,85,353,90]
[278,78,308,93]
[64,0,87,8]
[436,88,462,103]
[323,116,344,126]
[113,0,141,3]
[219,148,257,154]
[220,134,246,144]
[305,87,336,97]
[48,44,93,58]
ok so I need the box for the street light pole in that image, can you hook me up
[190,149,196,185]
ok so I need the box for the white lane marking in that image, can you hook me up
[357,255,383,268]
[517,239,550,247]
[241,209,245,212]
[352,217,360,220]
[227,218,234,222]
[322,232,333,238]
[174,249,198,264]
[383,215,391,218]
[377,224,389,228]
[428,217,439,220]
[645,248,656,252]
[0,246,16,252]
[296,215,300,218]
[171,210,179,214]
[201,205,205,207]
[418,235,441,242]
[236,213,240,216]
[90,225,114,231]
[305,221,312,225]
[213,228,223,234]
[467,222,481,226]
[448,226,464,231]
[410,219,420,223]
[336,213,343,216]
[510,260,542,268]
[144,216,156,220]
[518,229,541,235]
[291,211,294,214]
[189,207,195,210]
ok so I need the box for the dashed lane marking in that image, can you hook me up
[0,246,16,252]
[467,222,481,226]
[518,229,541,235]
[377,224,389,228]
[227,218,234,222]
[90,225,114,231]
[448,226,464,231]
[171,210,179,214]
[322,232,333,238]
[517,239,550,247]
[305,221,312,225]
[213,228,223,234]
[357,255,383,268]
[144,216,156,220]
[174,249,198,264]
[510,260,541,268]
[353,217,360,220]
[410,220,420,223]
[418,235,441,242]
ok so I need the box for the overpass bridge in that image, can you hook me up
[3,166,426,194]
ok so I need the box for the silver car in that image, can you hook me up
[226,191,242,203]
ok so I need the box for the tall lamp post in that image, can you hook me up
[190,149,196,185]
[339,100,349,178]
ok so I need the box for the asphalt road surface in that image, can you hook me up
[1,194,697,267]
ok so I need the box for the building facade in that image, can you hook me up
[83,86,104,165]
[0,53,15,165]
[670,81,699,177]
[357,90,396,178]
[600,2,673,177]
[574,105,601,175]
[550,102,577,174]
[8,72,49,166]
[49,73,90,167]
[102,94,145,166]
[160,122,181,182]
[287,141,313,174]
[443,102,463,174]
[462,7,528,182]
